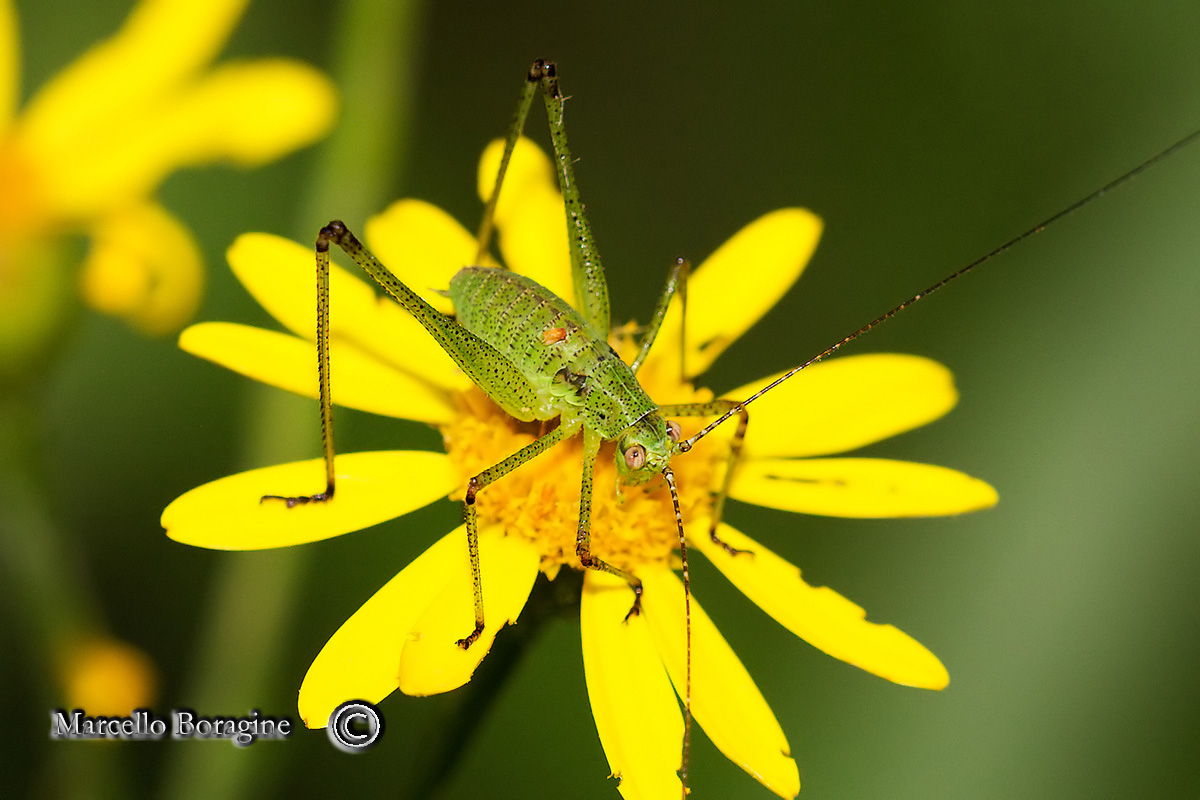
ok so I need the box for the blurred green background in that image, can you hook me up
[4,1,1200,798]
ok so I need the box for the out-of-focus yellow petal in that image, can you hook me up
[476,137,555,227]
[59,635,159,717]
[477,138,574,304]
[30,59,336,221]
[162,59,335,167]
[642,208,822,381]
[365,199,480,315]
[79,203,203,335]
[298,528,462,728]
[732,457,998,518]
[0,0,18,128]
[162,451,456,549]
[730,354,958,458]
[580,571,684,800]
[180,322,456,424]
[693,521,949,689]
[18,0,248,159]
[227,232,470,392]
[641,568,800,799]
[397,529,539,695]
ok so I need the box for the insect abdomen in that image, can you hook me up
[449,267,655,437]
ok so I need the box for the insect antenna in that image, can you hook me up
[680,125,1200,451]
[662,467,692,797]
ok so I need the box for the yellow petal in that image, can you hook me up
[179,322,456,424]
[30,59,336,221]
[693,521,949,689]
[162,59,336,167]
[162,451,457,549]
[80,202,203,335]
[476,136,555,226]
[729,354,958,458]
[298,528,463,728]
[477,137,574,304]
[641,568,800,799]
[0,0,18,127]
[364,198,479,315]
[397,529,539,695]
[229,232,354,340]
[18,0,248,158]
[227,232,470,392]
[732,457,999,518]
[580,571,684,800]
[642,208,823,381]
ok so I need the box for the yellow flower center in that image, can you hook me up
[440,335,729,576]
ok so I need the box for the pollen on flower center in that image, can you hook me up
[439,341,729,576]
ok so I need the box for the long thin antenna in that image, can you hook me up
[681,126,1200,450]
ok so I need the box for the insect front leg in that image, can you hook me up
[475,71,538,264]
[659,400,752,557]
[576,427,645,619]
[458,420,578,648]
[630,257,690,378]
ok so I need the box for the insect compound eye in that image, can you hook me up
[666,420,682,442]
[623,444,647,470]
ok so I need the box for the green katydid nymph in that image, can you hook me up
[164,59,1200,799]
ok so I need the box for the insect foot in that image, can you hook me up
[455,622,485,650]
[259,490,333,508]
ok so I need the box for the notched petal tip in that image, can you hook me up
[694,521,951,691]
[581,572,685,800]
[641,569,801,799]
[298,528,466,727]
[396,531,539,696]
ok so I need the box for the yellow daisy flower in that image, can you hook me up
[0,0,335,344]
[162,137,997,799]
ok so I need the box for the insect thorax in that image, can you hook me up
[449,266,657,438]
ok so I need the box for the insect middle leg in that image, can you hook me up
[576,427,646,619]
[458,419,578,648]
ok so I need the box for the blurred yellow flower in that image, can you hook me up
[163,138,997,798]
[58,635,158,717]
[0,0,335,347]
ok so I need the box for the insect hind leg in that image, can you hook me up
[261,224,341,508]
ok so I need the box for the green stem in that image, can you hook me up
[0,387,129,799]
